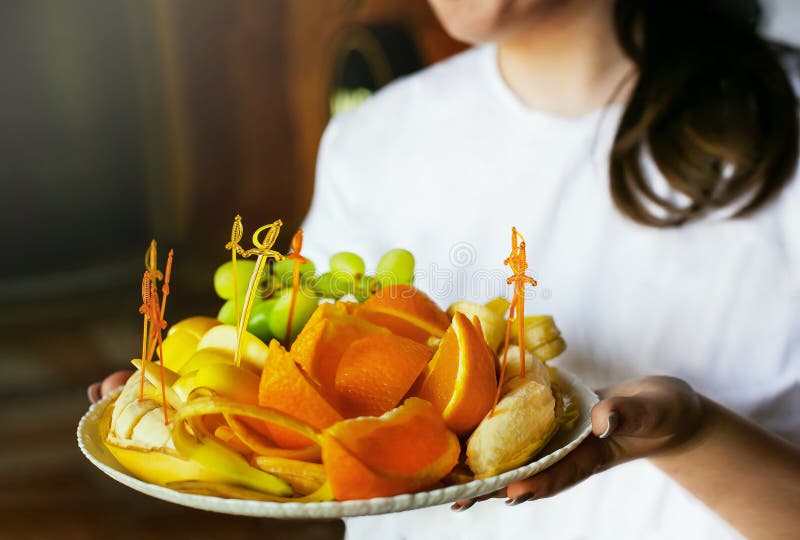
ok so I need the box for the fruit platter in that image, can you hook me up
[78,218,597,518]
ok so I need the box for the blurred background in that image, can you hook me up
[0,1,795,538]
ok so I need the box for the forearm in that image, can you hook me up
[650,396,800,540]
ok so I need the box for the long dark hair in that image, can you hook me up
[610,0,798,226]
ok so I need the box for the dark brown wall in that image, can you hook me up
[0,2,461,535]
[0,0,462,311]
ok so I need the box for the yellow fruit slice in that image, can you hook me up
[163,317,221,372]
[193,363,260,404]
[531,337,567,362]
[101,396,227,487]
[196,325,269,373]
[447,301,506,351]
[178,348,234,376]
[509,315,566,361]
[131,358,182,409]
[162,331,200,372]
[484,297,510,317]
[171,414,292,496]
[164,480,333,502]
[251,456,326,495]
[500,345,551,387]
[167,316,221,339]
[466,379,559,478]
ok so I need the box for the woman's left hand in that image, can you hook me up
[452,375,703,511]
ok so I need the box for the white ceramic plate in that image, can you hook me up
[78,365,597,519]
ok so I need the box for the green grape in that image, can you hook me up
[312,271,353,299]
[213,259,261,300]
[246,298,278,342]
[217,296,263,325]
[272,258,316,288]
[354,275,378,303]
[217,297,276,342]
[268,287,320,343]
[329,252,365,280]
[375,248,415,287]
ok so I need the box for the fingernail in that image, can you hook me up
[505,492,533,506]
[87,383,102,404]
[599,411,619,439]
[451,498,477,512]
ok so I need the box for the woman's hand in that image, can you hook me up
[87,370,134,403]
[452,375,703,510]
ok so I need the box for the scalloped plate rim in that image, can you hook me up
[77,365,597,519]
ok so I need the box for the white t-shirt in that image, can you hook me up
[301,44,800,540]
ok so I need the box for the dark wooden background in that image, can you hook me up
[0,1,461,537]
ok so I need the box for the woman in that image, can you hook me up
[299,0,800,538]
[93,0,800,537]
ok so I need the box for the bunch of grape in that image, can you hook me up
[313,249,415,302]
[212,248,415,344]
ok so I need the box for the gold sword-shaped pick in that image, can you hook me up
[234,219,284,368]
[225,215,246,323]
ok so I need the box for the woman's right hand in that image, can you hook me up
[87,370,134,403]
[453,375,704,510]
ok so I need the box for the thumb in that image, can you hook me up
[590,393,664,439]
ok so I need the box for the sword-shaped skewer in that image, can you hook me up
[225,216,246,323]
[284,229,307,345]
[491,227,537,415]
[234,219,283,368]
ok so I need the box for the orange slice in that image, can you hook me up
[412,312,497,435]
[258,340,342,449]
[291,306,387,404]
[334,334,433,417]
[321,398,460,500]
[354,284,450,344]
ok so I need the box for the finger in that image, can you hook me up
[451,498,477,512]
[100,370,134,397]
[504,437,613,502]
[87,382,102,404]
[451,488,506,511]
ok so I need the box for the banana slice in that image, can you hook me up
[447,301,506,351]
[501,345,550,387]
[131,407,174,449]
[466,378,559,478]
[510,316,566,362]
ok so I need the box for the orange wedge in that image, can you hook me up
[321,398,460,500]
[258,340,342,449]
[354,284,450,344]
[412,312,497,435]
[335,334,433,417]
[291,306,388,403]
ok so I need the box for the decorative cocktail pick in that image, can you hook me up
[160,249,174,320]
[492,227,537,414]
[234,219,284,368]
[145,240,164,283]
[225,215,246,323]
[138,240,163,400]
[145,280,169,424]
[137,244,174,423]
[284,229,307,345]
[138,270,153,401]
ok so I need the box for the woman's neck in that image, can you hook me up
[497,0,635,117]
